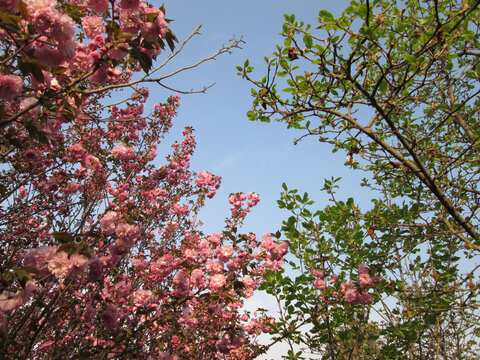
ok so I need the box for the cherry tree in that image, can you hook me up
[0,0,288,358]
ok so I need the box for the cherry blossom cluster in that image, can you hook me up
[226,192,261,228]
[0,1,284,358]
[312,264,382,306]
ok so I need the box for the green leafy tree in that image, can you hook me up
[240,0,480,358]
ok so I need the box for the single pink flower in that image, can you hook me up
[217,244,234,263]
[100,211,117,235]
[82,15,105,39]
[111,145,136,160]
[358,273,372,288]
[190,269,204,288]
[69,52,93,72]
[84,154,102,171]
[205,260,223,274]
[314,279,326,291]
[173,271,189,298]
[132,289,153,306]
[357,292,373,305]
[209,273,226,292]
[101,304,118,331]
[34,46,65,68]
[115,223,139,251]
[24,246,57,274]
[108,43,129,61]
[358,263,369,274]
[344,288,358,304]
[67,253,89,279]
[120,9,141,33]
[24,0,56,15]
[47,251,70,279]
[341,281,355,293]
[89,64,109,84]
[0,290,23,312]
[87,257,103,281]
[0,74,22,100]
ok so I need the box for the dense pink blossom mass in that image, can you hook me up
[0,0,289,358]
[0,0,389,358]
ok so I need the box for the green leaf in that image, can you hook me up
[280,58,289,70]
[0,9,20,29]
[264,270,275,284]
[402,54,418,65]
[378,79,387,93]
[319,9,334,22]
[303,33,313,49]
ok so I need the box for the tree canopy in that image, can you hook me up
[241,0,480,358]
[0,0,287,358]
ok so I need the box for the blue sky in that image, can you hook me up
[147,1,373,357]
[149,0,373,239]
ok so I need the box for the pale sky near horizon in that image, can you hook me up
[148,1,370,358]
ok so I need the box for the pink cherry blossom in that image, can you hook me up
[86,0,108,13]
[101,304,119,331]
[241,277,258,298]
[357,292,373,305]
[314,279,326,291]
[108,44,129,61]
[344,288,359,304]
[47,251,88,280]
[111,145,136,160]
[132,289,153,306]
[173,271,189,298]
[87,257,103,281]
[82,15,105,39]
[358,263,369,274]
[47,251,70,279]
[358,273,372,287]
[0,291,23,312]
[0,74,22,100]
[312,269,324,278]
[206,260,223,274]
[0,0,19,11]
[115,223,139,250]
[209,273,227,292]
[121,0,139,10]
[67,254,89,279]
[34,46,65,67]
[217,244,234,263]
[24,0,56,15]
[190,268,204,288]
[120,9,141,33]
[69,51,93,72]
[341,281,355,293]
[141,9,168,41]
[24,246,58,274]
